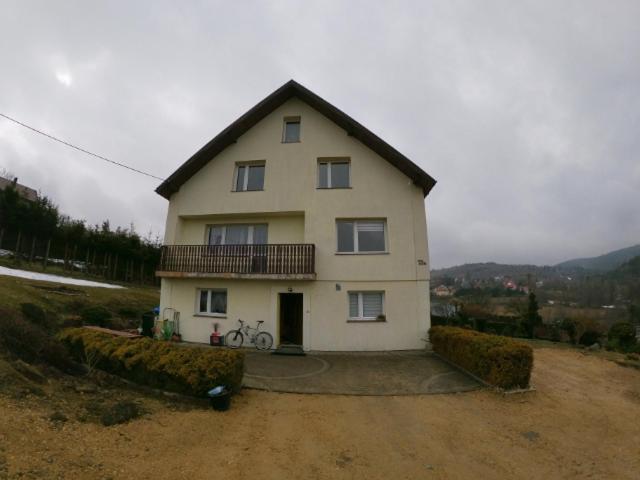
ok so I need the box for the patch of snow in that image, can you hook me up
[0,249,12,257]
[0,266,125,289]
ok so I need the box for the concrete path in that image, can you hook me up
[243,350,481,395]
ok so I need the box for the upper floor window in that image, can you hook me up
[336,220,386,253]
[318,159,350,189]
[208,224,268,245]
[283,117,301,143]
[234,162,265,191]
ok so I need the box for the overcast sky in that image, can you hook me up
[1,1,638,269]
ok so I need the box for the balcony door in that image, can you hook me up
[206,224,268,273]
[279,293,303,346]
[207,224,267,245]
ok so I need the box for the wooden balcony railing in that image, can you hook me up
[157,244,315,277]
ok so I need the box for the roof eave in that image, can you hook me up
[155,80,437,200]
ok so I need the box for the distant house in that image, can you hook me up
[0,177,38,202]
[503,279,518,290]
[433,285,453,297]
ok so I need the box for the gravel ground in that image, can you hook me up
[1,346,639,479]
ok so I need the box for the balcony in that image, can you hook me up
[156,244,316,280]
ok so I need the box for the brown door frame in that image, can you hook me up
[278,292,303,346]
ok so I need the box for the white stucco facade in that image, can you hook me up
[158,91,433,351]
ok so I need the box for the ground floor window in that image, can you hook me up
[197,289,227,316]
[348,291,385,321]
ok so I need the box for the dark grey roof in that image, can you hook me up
[156,80,436,199]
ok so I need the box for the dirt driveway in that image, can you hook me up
[1,346,639,479]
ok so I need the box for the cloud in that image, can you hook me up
[55,71,72,87]
[0,0,638,268]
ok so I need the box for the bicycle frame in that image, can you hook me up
[237,320,263,343]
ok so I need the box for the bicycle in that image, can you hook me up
[225,319,274,350]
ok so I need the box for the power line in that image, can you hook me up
[0,112,165,181]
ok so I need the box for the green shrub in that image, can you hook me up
[560,318,577,344]
[607,322,637,351]
[117,307,140,319]
[80,306,112,327]
[20,303,48,328]
[579,330,600,346]
[58,328,244,396]
[429,326,533,389]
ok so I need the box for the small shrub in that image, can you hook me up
[429,326,533,389]
[20,303,48,328]
[64,299,89,315]
[100,401,142,426]
[81,306,112,328]
[579,330,600,346]
[607,322,637,352]
[117,307,140,320]
[560,318,577,344]
[58,328,245,396]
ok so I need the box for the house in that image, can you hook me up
[432,285,453,297]
[0,176,38,202]
[155,80,436,351]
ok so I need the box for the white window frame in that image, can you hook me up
[348,291,385,321]
[336,219,388,253]
[233,162,265,192]
[196,288,227,317]
[206,224,268,245]
[282,116,301,143]
[317,159,351,189]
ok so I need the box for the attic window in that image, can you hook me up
[234,162,265,191]
[283,117,300,143]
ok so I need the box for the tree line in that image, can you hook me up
[0,183,161,284]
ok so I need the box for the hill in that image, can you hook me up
[556,244,640,272]
[431,262,584,280]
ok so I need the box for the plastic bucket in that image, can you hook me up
[209,391,231,411]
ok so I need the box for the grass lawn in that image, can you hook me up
[0,271,159,318]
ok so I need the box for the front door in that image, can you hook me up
[279,293,303,346]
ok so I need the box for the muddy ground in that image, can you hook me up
[1,346,639,480]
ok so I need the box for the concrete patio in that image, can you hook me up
[242,350,481,395]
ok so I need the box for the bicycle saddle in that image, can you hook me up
[257,320,264,324]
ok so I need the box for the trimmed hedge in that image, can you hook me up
[58,328,244,396]
[429,326,533,389]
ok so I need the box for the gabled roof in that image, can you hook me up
[155,80,436,199]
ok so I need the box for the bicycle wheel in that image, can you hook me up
[254,332,274,350]
[225,330,244,349]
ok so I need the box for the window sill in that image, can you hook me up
[231,189,264,193]
[281,141,301,144]
[346,319,387,323]
[316,186,352,190]
[194,313,227,319]
[335,251,389,255]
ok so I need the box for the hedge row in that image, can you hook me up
[58,328,244,396]
[429,326,533,389]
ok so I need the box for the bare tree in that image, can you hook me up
[0,166,16,180]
